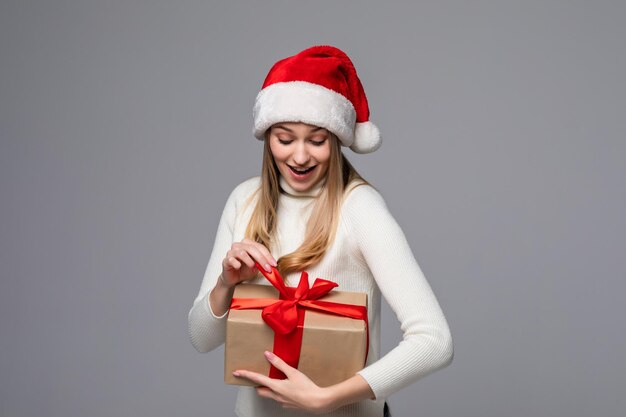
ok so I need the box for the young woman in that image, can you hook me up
[188,45,454,417]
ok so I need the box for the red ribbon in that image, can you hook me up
[229,262,369,380]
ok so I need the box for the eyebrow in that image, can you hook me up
[274,125,325,134]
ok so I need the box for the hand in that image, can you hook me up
[232,351,337,414]
[221,239,277,289]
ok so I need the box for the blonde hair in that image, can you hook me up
[244,127,372,276]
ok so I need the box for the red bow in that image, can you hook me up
[229,262,369,379]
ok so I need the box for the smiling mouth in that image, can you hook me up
[288,165,316,175]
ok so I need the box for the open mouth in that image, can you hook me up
[289,165,316,175]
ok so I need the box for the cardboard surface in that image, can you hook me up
[224,283,368,387]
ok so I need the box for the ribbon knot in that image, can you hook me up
[258,266,338,335]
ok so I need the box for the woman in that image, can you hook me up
[188,45,454,417]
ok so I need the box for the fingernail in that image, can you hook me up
[264,263,272,272]
[232,371,241,376]
[264,351,274,360]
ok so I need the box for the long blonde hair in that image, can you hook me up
[244,128,372,276]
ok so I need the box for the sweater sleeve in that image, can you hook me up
[346,186,454,400]
[187,186,239,353]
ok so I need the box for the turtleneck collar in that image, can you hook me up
[279,175,325,198]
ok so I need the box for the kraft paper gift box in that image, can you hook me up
[224,265,369,388]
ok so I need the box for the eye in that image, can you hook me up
[310,138,327,146]
[278,139,293,145]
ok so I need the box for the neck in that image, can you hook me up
[279,175,325,198]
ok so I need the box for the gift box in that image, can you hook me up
[224,264,369,388]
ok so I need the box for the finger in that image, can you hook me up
[241,244,276,272]
[243,238,278,267]
[232,370,277,391]
[255,386,287,403]
[256,388,298,409]
[228,246,262,272]
[224,256,241,270]
[263,351,297,379]
[232,248,256,270]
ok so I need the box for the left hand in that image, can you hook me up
[232,351,337,414]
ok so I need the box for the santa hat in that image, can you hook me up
[252,45,382,154]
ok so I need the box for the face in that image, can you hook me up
[268,122,332,193]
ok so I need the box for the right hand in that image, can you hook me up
[220,238,277,288]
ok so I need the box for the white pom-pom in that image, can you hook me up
[350,121,382,154]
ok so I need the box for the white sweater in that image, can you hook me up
[188,175,454,417]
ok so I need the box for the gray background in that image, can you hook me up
[1,1,624,416]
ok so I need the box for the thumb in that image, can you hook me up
[264,351,297,378]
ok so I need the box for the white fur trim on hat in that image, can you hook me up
[350,121,382,154]
[253,81,356,146]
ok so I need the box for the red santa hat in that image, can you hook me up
[252,45,382,154]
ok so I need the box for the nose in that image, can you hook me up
[292,142,310,165]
